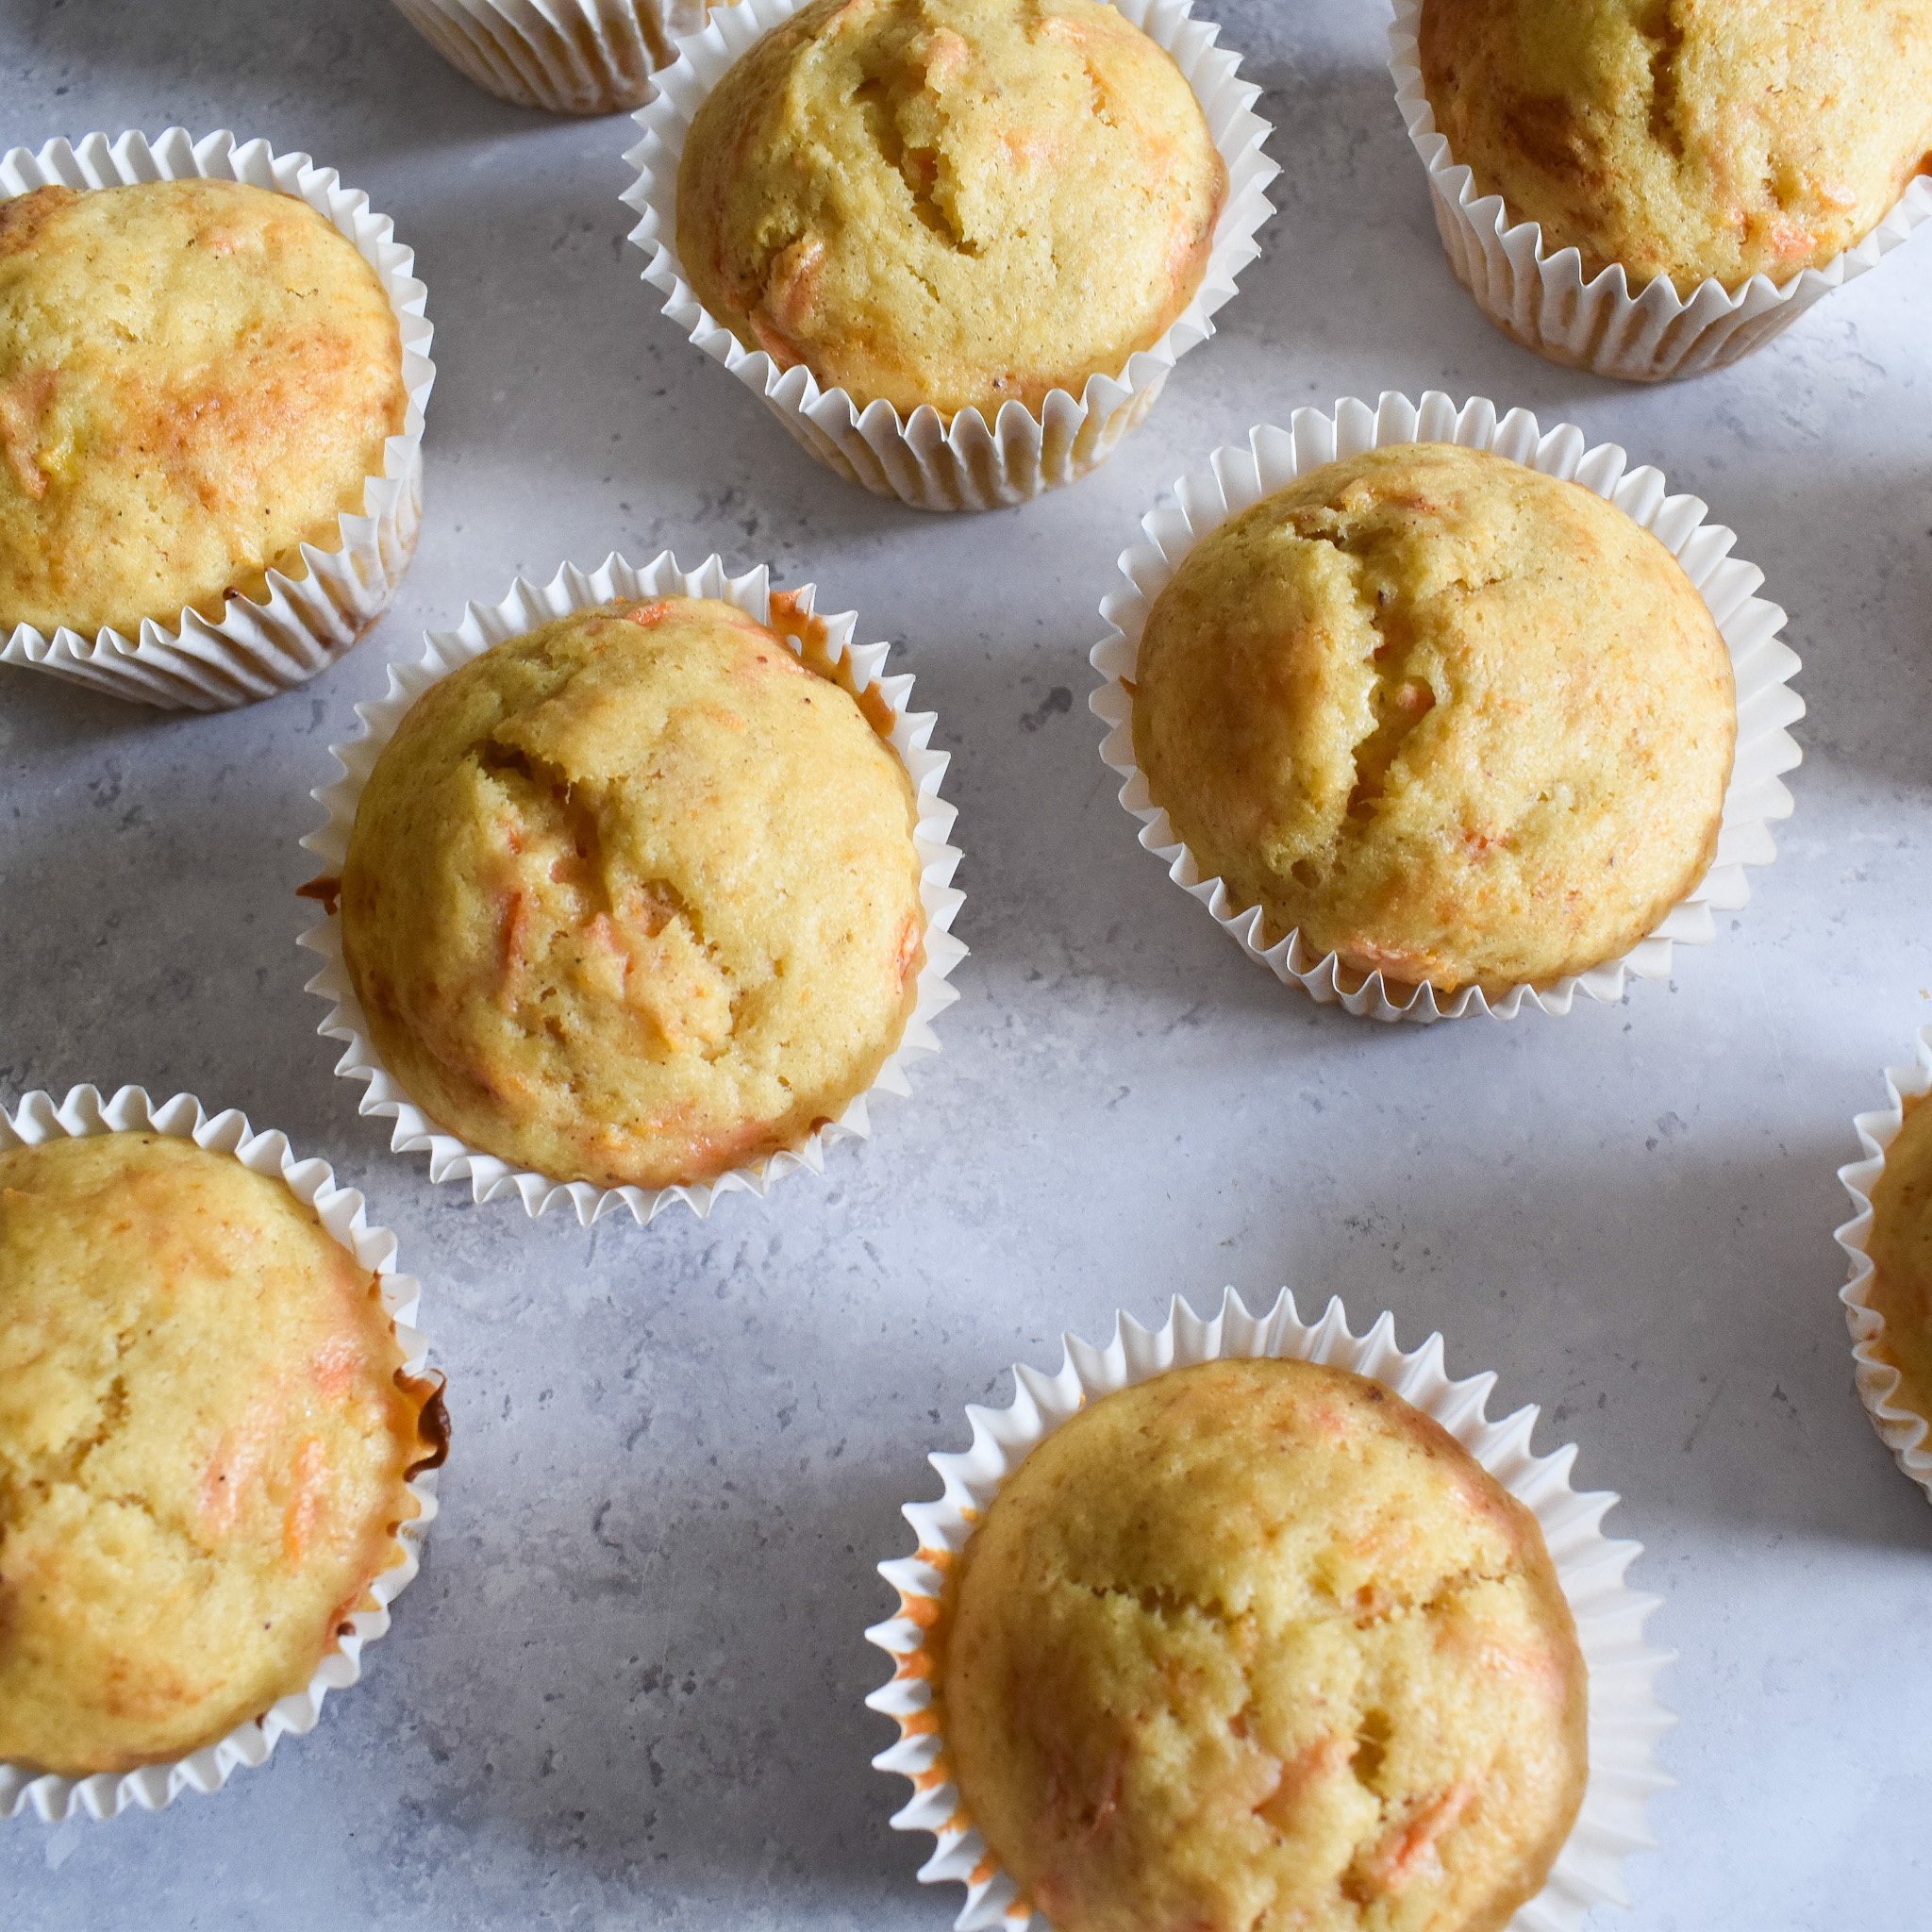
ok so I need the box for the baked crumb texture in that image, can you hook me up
[943,1357,1590,1932]
[1420,0,1932,294]
[0,177,408,639]
[0,1133,434,1777]
[1866,1091,1932,1437]
[1132,441,1736,995]
[675,0,1225,418]
[340,595,927,1192]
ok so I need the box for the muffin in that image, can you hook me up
[1861,1091,1932,1441]
[0,1131,444,1778]
[941,1357,1590,1932]
[1418,0,1932,295]
[391,0,708,115]
[338,593,926,1191]
[1130,441,1737,995]
[675,0,1227,419]
[0,176,409,641]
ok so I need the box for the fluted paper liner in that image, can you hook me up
[0,1084,441,1824]
[1389,0,1932,383]
[867,1290,1674,1931]
[391,0,708,115]
[619,0,1277,511]
[299,550,967,1225]
[1835,1026,1932,1506]
[1090,390,1804,1023]
[0,128,436,711]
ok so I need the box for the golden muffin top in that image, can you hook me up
[0,1132,442,1778]
[1131,442,1736,995]
[339,595,926,1192]
[1867,1091,1932,1433]
[1420,0,1932,293]
[0,177,408,640]
[942,1357,1589,1932]
[675,0,1226,418]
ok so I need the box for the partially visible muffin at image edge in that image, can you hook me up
[1419,0,1932,293]
[1864,1091,1932,1441]
[338,595,927,1191]
[941,1357,1590,1932]
[0,177,408,641]
[1131,441,1736,996]
[675,0,1227,419]
[0,1132,446,1778]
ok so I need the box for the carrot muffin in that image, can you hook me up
[1864,1091,1932,1436]
[1419,0,1932,294]
[0,176,408,641]
[1131,441,1736,995]
[338,595,926,1191]
[0,1132,443,1777]
[675,0,1227,418]
[943,1357,1589,1932]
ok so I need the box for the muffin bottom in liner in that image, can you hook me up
[299,550,967,1225]
[1835,1026,1932,1505]
[867,1289,1674,1931]
[390,0,708,115]
[0,1084,443,1824]
[1090,389,1804,1023]
[619,0,1278,510]
[0,127,436,711]
[1388,0,1932,383]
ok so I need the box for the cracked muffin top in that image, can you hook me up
[0,1131,443,1777]
[1865,1091,1932,1441]
[0,177,408,641]
[1419,0,1932,294]
[675,0,1225,418]
[942,1357,1589,1932]
[339,595,925,1191]
[1131,442,1735,996]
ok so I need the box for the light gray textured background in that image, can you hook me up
[3,2,1929,1925]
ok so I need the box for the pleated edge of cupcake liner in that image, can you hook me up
[296,548,968,1227]
[1386,0,1932,383]
[0,1082,441,1825]
[615,0,1280,511]
[0,127,437,712]
[1833,1025,1932,1505]
[388,0,706,117]
[1086,388,1804,1025]
[864,1286,1675,1932]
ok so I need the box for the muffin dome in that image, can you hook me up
[1865,1092,1932,1437]
[1131,442,1736,995]
[0,177,408,640]
[339,595,926,1191]
[942,1357,1589,1932]
[675,0,1226,419]
[0,1133,441,1777]
[1419,0,1932,294]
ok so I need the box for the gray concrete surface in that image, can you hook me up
[2,2,1929,1925]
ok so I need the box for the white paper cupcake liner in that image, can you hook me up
[867,1289,1674,1932]
[0,1084,442,1824]
[299,550,967,1225]
[1089,390,1803,1024]
[1834,1027,1932,1506]
[0,128,436,712]
[391,0,708,114]
[619,0,1277,511]
[1389,0,1932,383]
